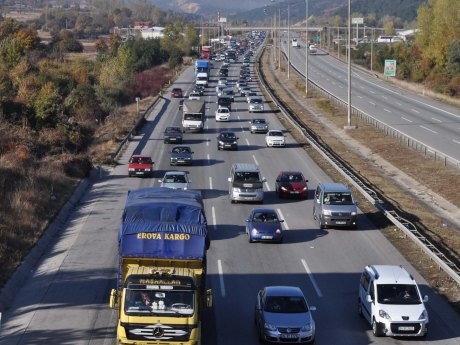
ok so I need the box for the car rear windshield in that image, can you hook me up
[264,296,308,313]
[250,98,263,104]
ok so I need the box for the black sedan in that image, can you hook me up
[217,131,239,150]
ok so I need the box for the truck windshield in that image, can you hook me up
[124,289,195,316]
[184,114,202,121]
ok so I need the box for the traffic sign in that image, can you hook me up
[384,59,397,77]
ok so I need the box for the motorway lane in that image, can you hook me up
[1,56,460,345]
[282,36,460,160]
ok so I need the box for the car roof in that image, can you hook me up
[164,171,187,176]
[264,286,304,297]
[219,130,236,134]
[130,154,150,158]
[319,183,351,193]
[252,208,277,214]
[366,265,416,285]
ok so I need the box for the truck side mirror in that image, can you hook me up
[109,289,117,309]
[206,289,213,307]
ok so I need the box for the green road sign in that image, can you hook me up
[384,59,397,77]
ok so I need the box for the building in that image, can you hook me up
[140,27,165,39]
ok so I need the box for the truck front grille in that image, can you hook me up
[122,322,196,341]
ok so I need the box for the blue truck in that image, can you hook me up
[195,59,210,77]
[109,187,212,345]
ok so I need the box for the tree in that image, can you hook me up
[446,40,460,75]
[0,37,24,68]
[34,82,63,127]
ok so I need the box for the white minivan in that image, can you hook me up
[358,265,429,338]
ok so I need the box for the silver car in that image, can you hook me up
[249,118,269,133]
[255,286,316,344]
[158,171,191,190]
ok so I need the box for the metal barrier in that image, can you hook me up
[111,95,162,161]
[256,45,460,285]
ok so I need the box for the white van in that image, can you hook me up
[358,265,429,338]
[228,163,266,203]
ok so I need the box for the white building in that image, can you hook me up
[140,27,165,39]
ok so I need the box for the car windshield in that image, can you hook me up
[377,284,421,305]
[323,192,353,205]
[264,296,308,313]
[220,132,236,139]
[253,212,278,223]
[234,171,260,183]
[280,173,303,182]
[218,108,229,113]
[164,174,187,183]
[251,99,263,104]
[130,157,152,164]
[269,131,283,136]
[253,119,265,124]
[167,127,180,133]
[172,147,191,154]
[124,289,194,316]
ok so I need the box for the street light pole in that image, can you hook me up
[287,3,290,80]
[347,0,352,127]
[278,8,281,69]
[305,0,308,95]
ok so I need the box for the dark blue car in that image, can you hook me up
[245,208,284,243]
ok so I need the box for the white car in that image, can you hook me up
[309,44,317,54]
[188,92,201,100]
[217,79,227,86]
[215,107,231,121]
[265,130,286,147]
[158,171,191,190]
[358,265,429,338]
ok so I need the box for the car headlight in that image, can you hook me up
[351,211,357,216]
[323,209,332,216]
[302,186,308,191]
[251,228,259,235]
[301,323,312,332]
[219,140,225,144]
[379,309,391,320]
[232,141,238,144]
[233,188,241,192]
[418,309,428,320]
[144,168,151,171]
[281,186,288,191]
[275,229,281,234]
[264,322,277,331]
[128,168,135,171]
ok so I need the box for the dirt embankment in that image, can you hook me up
[259,47,460,311]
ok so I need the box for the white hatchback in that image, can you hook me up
[265,130,286,147]
[215,107,231,121]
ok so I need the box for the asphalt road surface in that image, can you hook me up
[282,34,460,162]
[1,55,459,345]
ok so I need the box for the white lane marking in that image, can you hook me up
[264,181,271,191]
[245,138,250,146]
[369,102,376,106]
[212,206,217,231]
[401,117,413,123]
[411,109,420,114]
[301,259,323,297]
[277,209,289,230]
[357,95,363,99]
[431,117,442,122]
[238,115,241,120]
[453,139,460,145]
[207,153,210,163]
[369,90,375,94]
[252,154,259,165]
[420,125,438,134]
[217,260,226,297]
[383,108,391,113]
[381,95,387,100]
[209,176,213,190]
[360,86,364,89]
[206,139,209,147]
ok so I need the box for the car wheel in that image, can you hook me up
[248,235,254,243]
[277,237,283,244]
[318,216,325,229]
[372,318,384,337]
[164,140,167,144]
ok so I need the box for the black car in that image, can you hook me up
[217,131,239,150]
[194,84,205,96]
[217,96,232,110]
[219,68,229,77]
[163,126,183,144]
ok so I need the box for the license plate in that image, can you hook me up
[280,334,298,339]
[398,326,415,331]
[336,221,346,225]
[136,172,144,174]
[261,236,273,239]
[290,191,299,194]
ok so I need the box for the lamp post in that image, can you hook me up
[346,0,352,127]
[305,0,308,95]
[278,8,281,69]
[287,3,290,80]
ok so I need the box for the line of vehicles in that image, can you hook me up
[117,31,430,344]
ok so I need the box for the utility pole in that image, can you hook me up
[305,0,308,95]
[287,3,290,80]
[278,8,281,69]
[346,0,352,128]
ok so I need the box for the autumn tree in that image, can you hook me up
[34,81,63,127]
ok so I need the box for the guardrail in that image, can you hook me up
[256,45,460,285]
[285,51,460,171]
[111,95,162,161]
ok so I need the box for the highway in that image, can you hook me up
[0,54,460,345]
[282,34,460,162]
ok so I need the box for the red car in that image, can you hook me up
[171,88,183,98]
[128,155,154,177]
[275,171,309,199]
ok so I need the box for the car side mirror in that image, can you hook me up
[206,289,213,307]
[366,294,373,303]
[262,177,267,182]
[109,288,117,309]
[280,219,285,223]
[276,179,280,182]
[423,295,429,303]
[309,306,317,312]
[306,179,309,182]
